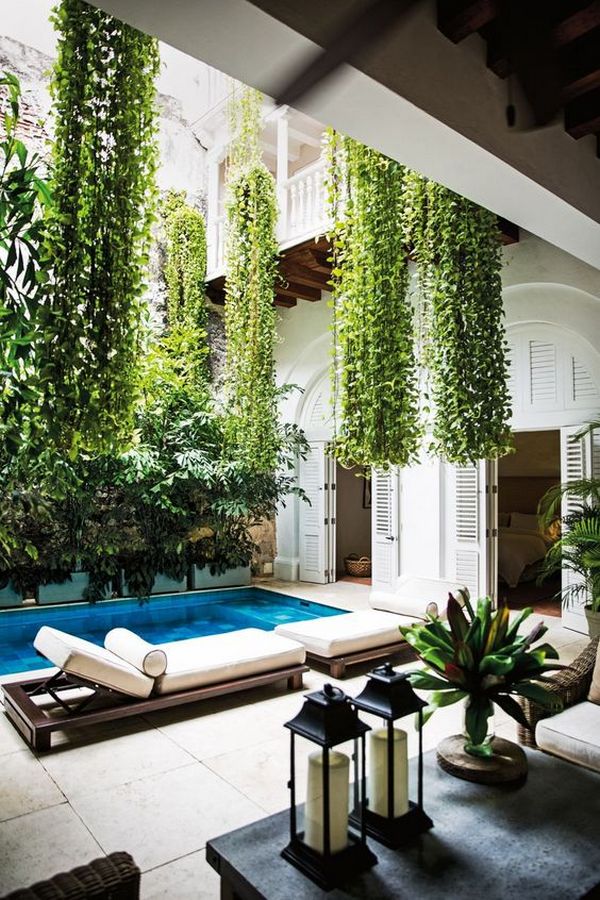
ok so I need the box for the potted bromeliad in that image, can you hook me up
[401,593,562,776]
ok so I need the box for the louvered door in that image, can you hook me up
[298,443,335,583]
[448,462,492,602]
[371,468,399,593]
[560,425,600,633]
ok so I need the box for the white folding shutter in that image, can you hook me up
[486,459,499,606]
[560,425,599,633]
[451,462,490,602]
[371,468,399,593]
[298,443,328,583]
[327,456,337,582]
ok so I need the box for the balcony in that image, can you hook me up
[207,154,330,280]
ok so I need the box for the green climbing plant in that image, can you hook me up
[405,172,512,464]
[38,0,160,455]
[0,72,52,456]
[223,87,280,473]
[326,130,420,468]
[161,190,209,384]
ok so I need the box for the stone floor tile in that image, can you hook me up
[141,850,219,899]
[70,762,264,872]
[0,750,65,821]
[0,803,102,896]
[0,708,31,756]
[40,719,195,801]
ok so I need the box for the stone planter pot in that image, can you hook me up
[585,608,600,638]
[0,579,22,608]
[122,571,187,597]
[37,572,90,605]
[189,564,252,591]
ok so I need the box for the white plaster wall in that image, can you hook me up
[274,232,600,582]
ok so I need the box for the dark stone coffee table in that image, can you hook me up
[206,749,600,899]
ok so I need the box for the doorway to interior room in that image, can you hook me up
[335,464,372,585]
[497,430,561,616]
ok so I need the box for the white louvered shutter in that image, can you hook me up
[560,425,600,633]
[450,462,491,602]
[529,339,557,406]
[371,468,399,593]
[298,443,328,583]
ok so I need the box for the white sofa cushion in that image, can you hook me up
[34,626,154,699]
[588,643,600,705]
[104,627,167,677]
[274,610,411,658]
[369,575,467,618]
[536,701,600,773]
[154,627,305,695]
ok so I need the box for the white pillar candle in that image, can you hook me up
[369,728,409,818]
[304,750,350,855]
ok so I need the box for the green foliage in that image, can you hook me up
[0,72,53,456]
[224,88,280,473]
[326,131,420,468]
[38,0,160,455]
[402,594,562,749]
[405,172,513,464]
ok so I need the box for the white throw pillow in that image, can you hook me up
[510,512,541,532]
[105,627,167,677]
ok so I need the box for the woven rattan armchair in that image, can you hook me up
[517,636,599,749]
[2,852,140,900]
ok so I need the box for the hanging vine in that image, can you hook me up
[405,173,513,464]
[161,190,209,385]
[223,87,279,473]
[326,130,420,468]
[38,0,160,454]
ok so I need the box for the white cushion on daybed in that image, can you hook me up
[535,701,600,774]
[154,627,306,695]
[369,575,467,618]
[274,610,410,659]
[33,626,154,699]
[104,627,167,677]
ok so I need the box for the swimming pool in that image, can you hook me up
[0,588,345,676]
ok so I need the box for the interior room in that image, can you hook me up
[497,430,561,615]
[335,464,372,584]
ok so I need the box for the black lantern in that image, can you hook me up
[282,683,378,890]
[350,662,433,848]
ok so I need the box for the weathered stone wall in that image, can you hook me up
[249,518,277,576]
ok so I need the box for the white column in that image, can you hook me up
[206,148,221,273]
[275,106,289,242]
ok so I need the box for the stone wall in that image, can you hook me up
[249,518,276,576]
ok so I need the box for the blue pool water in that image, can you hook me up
[0,588,345,676]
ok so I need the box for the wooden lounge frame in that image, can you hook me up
[306,639,415,680]
[2,663,308,752]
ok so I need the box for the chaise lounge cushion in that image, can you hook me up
[587,643,600,705]
[33,626,154,699]
[274,610,410,658]
[104,627,167,677]
[535,701,600,773]
[369,575,467,619]
[154,627,306,695]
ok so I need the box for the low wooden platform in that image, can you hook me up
[306,639,414,679]
[2,664,308,752]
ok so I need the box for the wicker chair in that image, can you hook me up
[517,636,599,749]
[2,852,140,900]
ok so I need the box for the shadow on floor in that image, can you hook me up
[499,573,562,617]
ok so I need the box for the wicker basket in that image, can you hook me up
[344,554,372,577]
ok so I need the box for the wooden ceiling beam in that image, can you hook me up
[553,1,600,47]
[276,281,322,301]
[565,85,600,137]
[560,27,600,101]
[293,248,331,274]
[498,217,519,245]
[437,0,498,44]
[281,264,331,290]
[274,294,297,308]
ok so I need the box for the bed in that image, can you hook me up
[497,512,554,588]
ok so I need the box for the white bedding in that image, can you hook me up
[498,527,549,588]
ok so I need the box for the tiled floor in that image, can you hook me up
[0,581,589,898]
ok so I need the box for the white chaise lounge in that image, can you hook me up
[2,626,307,752]
[274,575,466,678]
